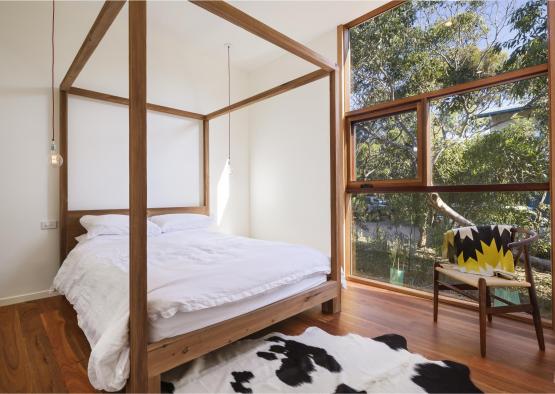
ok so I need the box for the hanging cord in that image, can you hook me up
[226,44,231,164]
[51,0,55,143]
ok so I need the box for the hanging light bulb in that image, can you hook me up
[50,140,63,167]
[49,0,63,168]
[225,43,232,175]
[226,157,232,175]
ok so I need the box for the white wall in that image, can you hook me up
[247,30,337,255]
[0,1,250,302]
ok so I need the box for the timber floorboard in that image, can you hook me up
[0,282,554,393]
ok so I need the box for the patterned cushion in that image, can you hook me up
[442,225,514,276]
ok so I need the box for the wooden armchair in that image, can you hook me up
[433,227,545,357]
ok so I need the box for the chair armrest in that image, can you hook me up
[507,228,538,249]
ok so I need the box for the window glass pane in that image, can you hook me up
[351,191,552,319]
[349,0,548,110]
[431,76,549,185]
[354,110,418,181]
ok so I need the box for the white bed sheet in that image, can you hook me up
[53,229,331,391]
[150,273,326,342]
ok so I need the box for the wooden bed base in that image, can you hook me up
[147,281,339,385]
[59,1,343,392]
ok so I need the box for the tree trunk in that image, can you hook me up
[418,208,431,248]
[539,191,547,205]
[528,255,551,272]
[427,193,474,227]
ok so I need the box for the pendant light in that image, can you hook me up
[50,0,63,168]
[225,43,232,175]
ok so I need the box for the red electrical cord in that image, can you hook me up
[51,0,55,143]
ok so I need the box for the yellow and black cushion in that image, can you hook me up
[442,225,514,276]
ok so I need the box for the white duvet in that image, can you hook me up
[53,229,330,391]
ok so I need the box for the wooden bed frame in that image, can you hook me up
[58,1,344,392]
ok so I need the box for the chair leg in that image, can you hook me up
[528,284,545,351]
[478,278,487,357]
[485,287,492,323]
[433,265,439,322]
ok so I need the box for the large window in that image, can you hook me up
[343,0,552,322]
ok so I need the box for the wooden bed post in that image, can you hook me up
[59,91,68,261]
[128,1,149,392]
[203,118,210,211]
[323,68,343,314]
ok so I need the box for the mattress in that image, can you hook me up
[149,273,326,342]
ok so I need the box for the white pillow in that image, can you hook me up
[79,214,162,239]
[149,214,214,233]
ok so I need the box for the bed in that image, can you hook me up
[54,216,333,391]
[58,1,343,391]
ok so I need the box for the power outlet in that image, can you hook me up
[41,220,58,230]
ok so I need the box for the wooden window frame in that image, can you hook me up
[348,102,425,188]
[339,0,555,329]
[346,66,549,193]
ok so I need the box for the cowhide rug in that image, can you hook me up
[162,327,481,393]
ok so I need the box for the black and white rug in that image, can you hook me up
[162,327,481,393]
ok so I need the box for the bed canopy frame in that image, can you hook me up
[58,1,344,392]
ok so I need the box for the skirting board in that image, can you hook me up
[0,289,59,307]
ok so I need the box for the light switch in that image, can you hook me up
[41,220,58,230]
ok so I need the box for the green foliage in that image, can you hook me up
[501,0,548,70]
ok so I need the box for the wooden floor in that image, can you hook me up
[1,282,554,393]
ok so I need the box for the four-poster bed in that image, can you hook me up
[57,1,343,392]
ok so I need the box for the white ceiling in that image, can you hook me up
[148,1,385,71]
